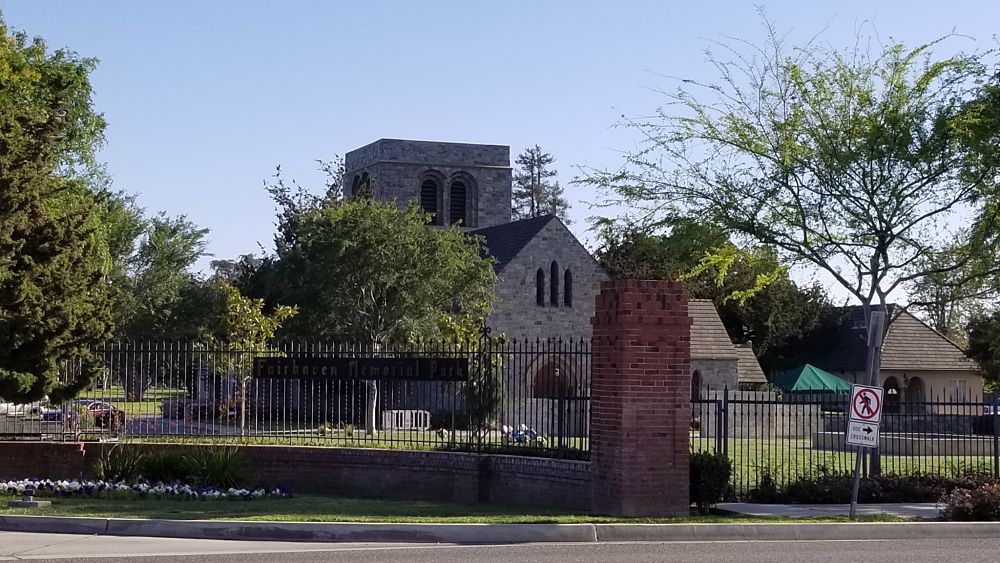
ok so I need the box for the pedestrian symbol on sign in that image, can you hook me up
[849,385,884,424]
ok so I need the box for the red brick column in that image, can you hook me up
[590,280,691,516]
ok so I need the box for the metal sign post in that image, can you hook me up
[849,311,885,520]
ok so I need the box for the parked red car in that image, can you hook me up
[86,401,125,429]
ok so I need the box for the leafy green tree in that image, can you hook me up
[586,23,1000,385]
[213,282,296,431]
[278,198,497,342]
[111,213,209,339]
[513,145,570,222]
[267,186,498,433]
[594,219,835,373]
[967,312,1000,383]
[0,17,114,403]
[907,238,998,345]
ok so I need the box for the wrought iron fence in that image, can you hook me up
[692,386,1000,499]
[2,335,591,460]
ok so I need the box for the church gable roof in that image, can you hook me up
[689,299,767,383]
[471,215,557,272]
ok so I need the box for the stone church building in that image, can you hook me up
[343,138,765,408]
[344,138,605,344]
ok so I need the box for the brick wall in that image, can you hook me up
[0,442,590,509]
[0,442,91,480]
[486,455,591,511]
[590,280,692,517]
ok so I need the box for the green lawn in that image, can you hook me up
[0,494,905,523]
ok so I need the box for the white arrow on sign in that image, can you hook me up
[846,420,880,448]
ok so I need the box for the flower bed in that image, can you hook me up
[2,478,289,501]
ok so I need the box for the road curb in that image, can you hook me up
[595,521,1000,542]
[4,515,1000,544]
[0,516,597,544]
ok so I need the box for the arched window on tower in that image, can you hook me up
[351,175,360,196]
[450,181,467,225]
[563,269,573,307]
[536,268,545,306]
[357,172,372,198]
[420,179,439,225]
[550,261,559,307]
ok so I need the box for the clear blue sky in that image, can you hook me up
[2,1,997,286]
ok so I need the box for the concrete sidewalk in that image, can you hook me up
[719,502,942,520]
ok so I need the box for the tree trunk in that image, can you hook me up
[364,380,378,436]
[364,339,380,436]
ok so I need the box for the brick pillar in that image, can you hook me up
[590,279,691,517]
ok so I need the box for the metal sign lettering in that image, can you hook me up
[846,420,880,448]
[253,357,469,381]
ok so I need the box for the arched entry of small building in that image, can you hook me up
[884,376,900,414]
[905,376,926,403]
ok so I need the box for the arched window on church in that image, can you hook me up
[536,268,545,306]
[420,179,439,225]
[563,269,573,307]
[550,261,559,307]
[351,175,360,196]
[450,181,467,225]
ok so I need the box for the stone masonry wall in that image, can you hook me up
[344,139,512,229]
[590,280,692,517]
[691,358,738,390]
[488,218,608,342]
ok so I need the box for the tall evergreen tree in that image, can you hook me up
[0,18,114,403]
[512,145,570,222]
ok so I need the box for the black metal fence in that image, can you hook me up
[1,336,591,459]
[692,386,1000,498]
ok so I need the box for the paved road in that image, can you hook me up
[3,533,1000,562]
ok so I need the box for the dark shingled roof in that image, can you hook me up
[471,215,555,272]
[816,305,979,372]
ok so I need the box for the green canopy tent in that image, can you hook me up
[773,364,853,393]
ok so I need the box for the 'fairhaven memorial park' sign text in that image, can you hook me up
[253,357,469,381]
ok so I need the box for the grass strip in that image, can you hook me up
[0,494,907,524]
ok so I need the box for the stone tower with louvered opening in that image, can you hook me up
[343,139,512,229]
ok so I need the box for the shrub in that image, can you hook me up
[186,446,249,489]
[139,450,194,484]
[942,481,1000,521]
[93,445,144,483]
[690,451,732,514]
[748,468,995,504]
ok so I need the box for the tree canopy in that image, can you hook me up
[586,22,1000,357]
[594,218,836,372]
[967,312,1000,383]
[0,17,114,402]
[271,196,498,343]
[513,145,570,223]
[233,162,499,343]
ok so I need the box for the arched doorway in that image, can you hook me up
[692,370,702,401]
[884,376,900,414]
[905,376,926,403]
[519,357,587,441]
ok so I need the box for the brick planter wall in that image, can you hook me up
[0,442,91,481]
[0,442,591,509]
